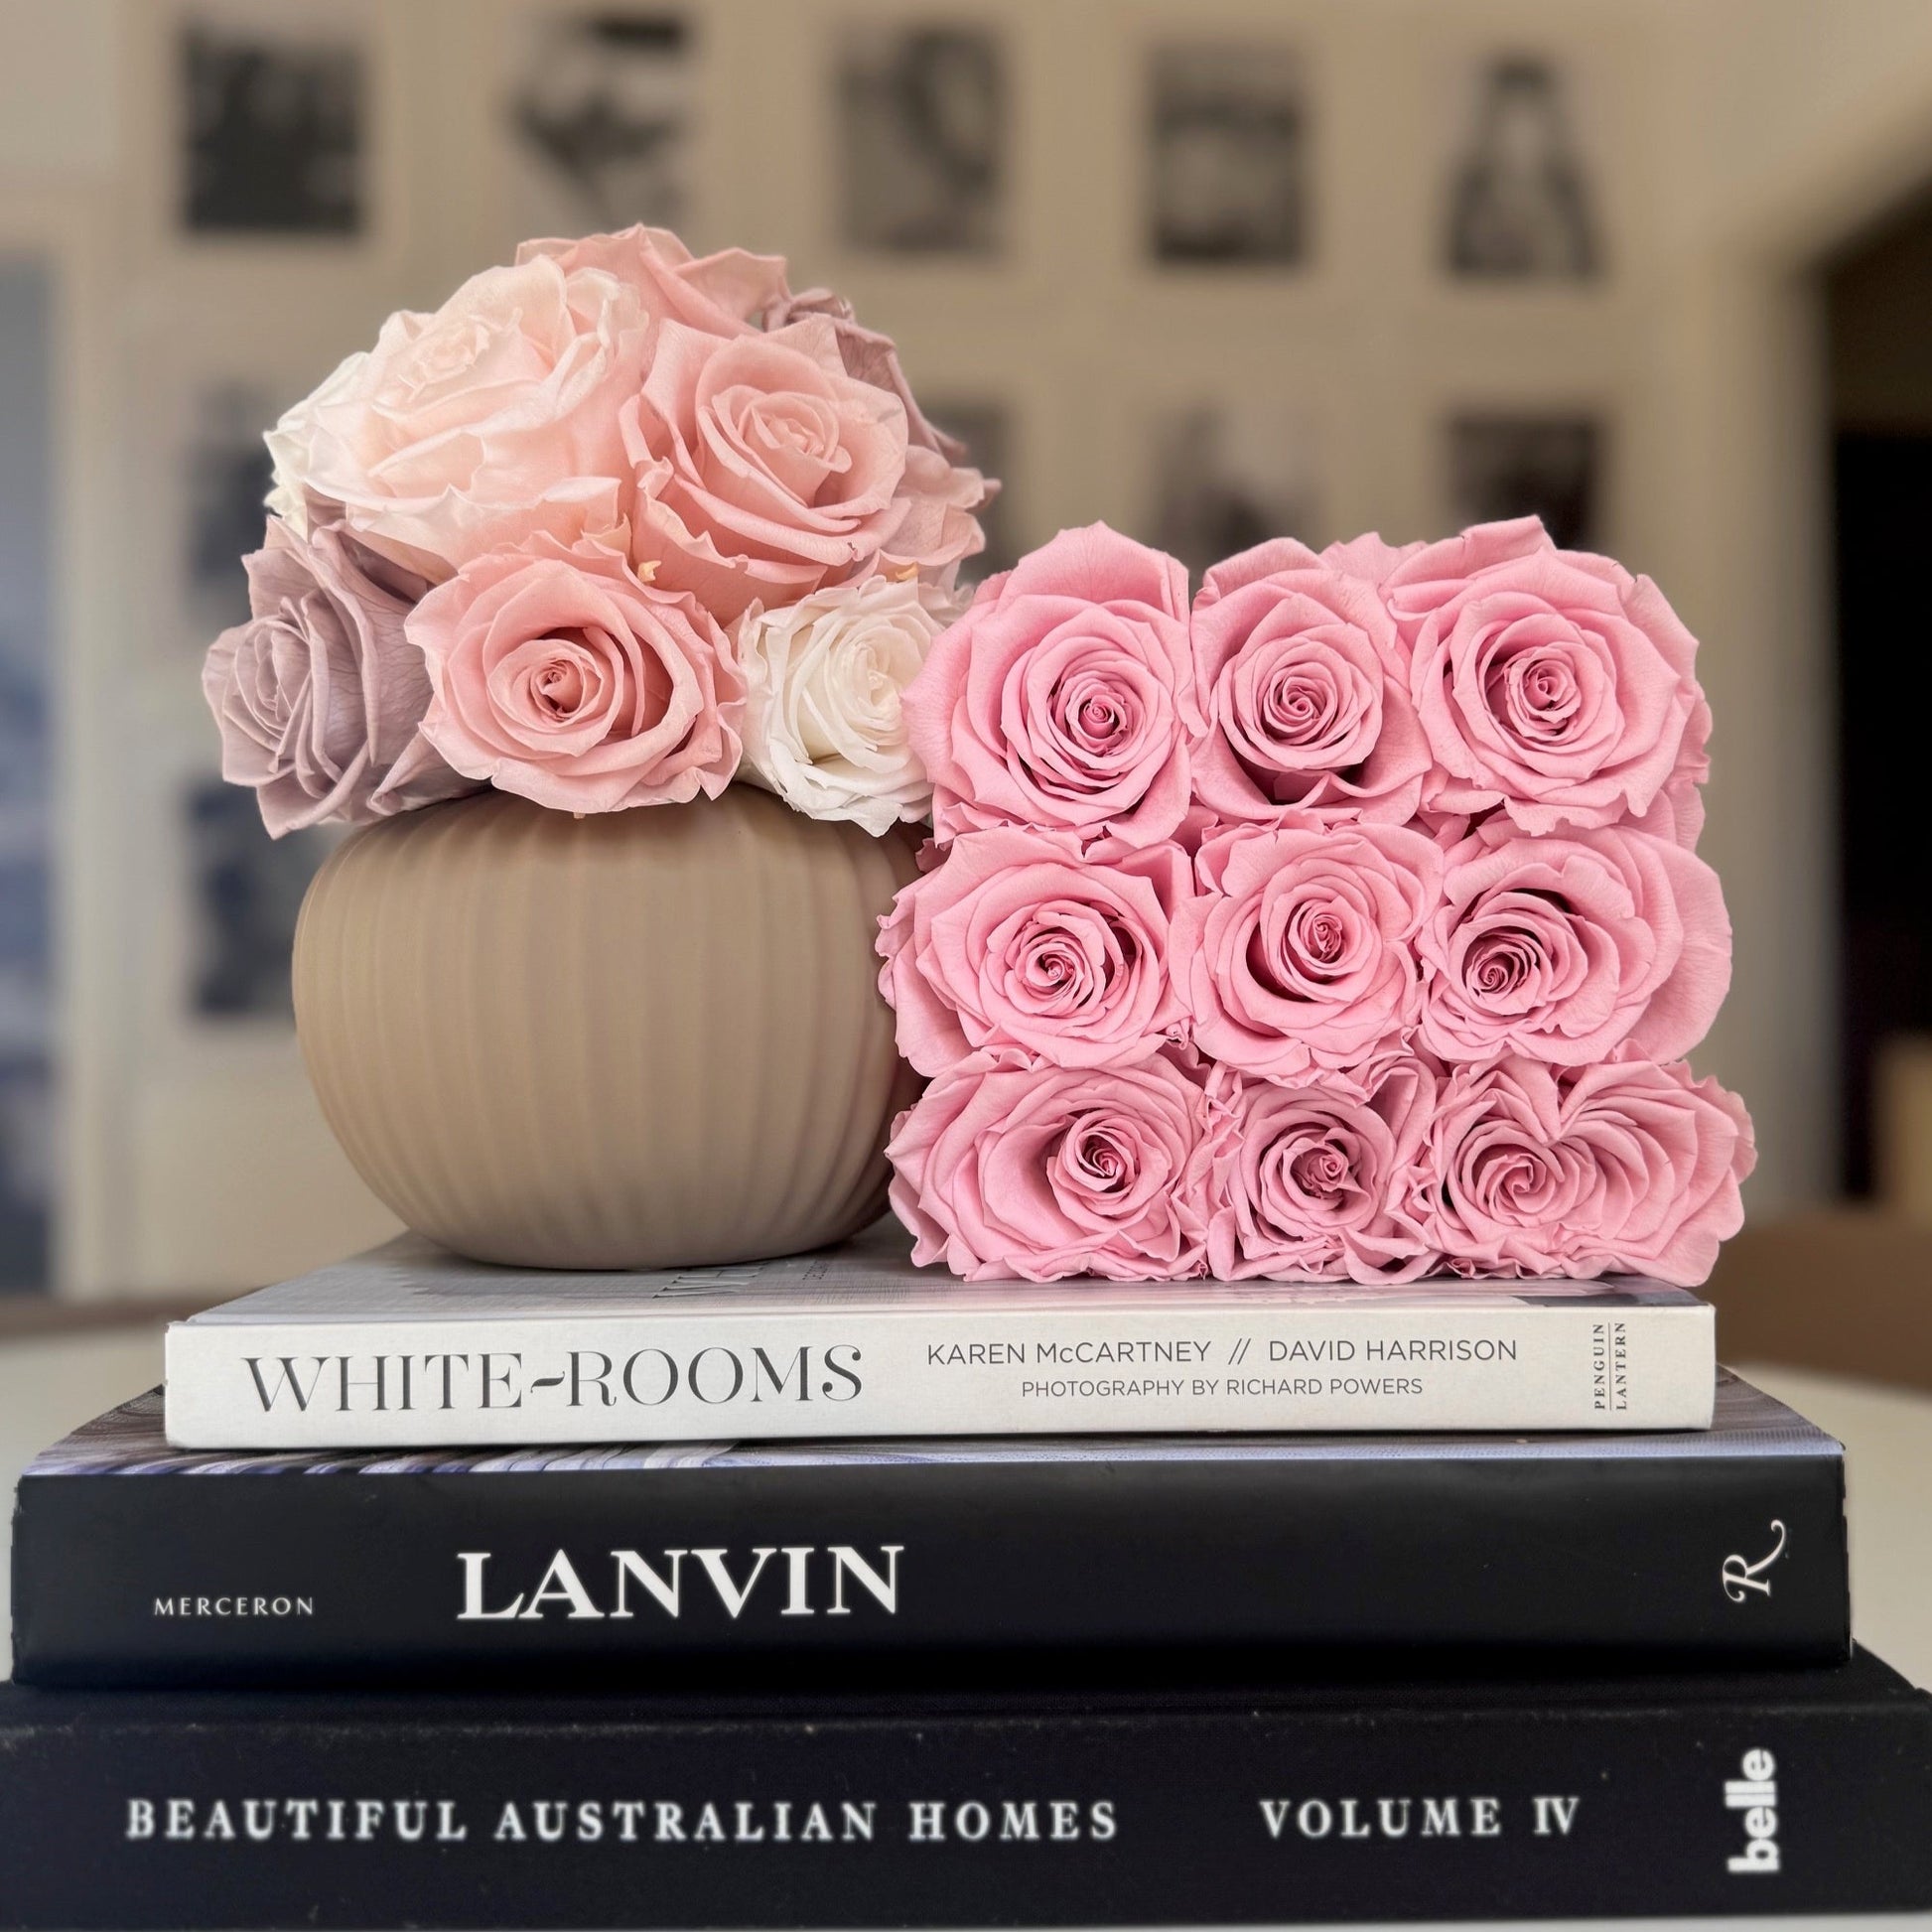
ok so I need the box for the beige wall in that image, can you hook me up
[9,0,1932,1291]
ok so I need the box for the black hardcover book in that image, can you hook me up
[1,1652,1929,1926]
[10,1372,1846,1687]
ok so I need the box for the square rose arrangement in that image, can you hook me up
[879,520,1753,1286]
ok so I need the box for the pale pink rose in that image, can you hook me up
[901,524,1199,850]
[1190,538,1431,825]
[517,225,791,339]
[878,830,1190,1074]
[1419,1056,1754,1286]
[620,317,989,622]
[408,536,742,812]
[202,519,477,836]
[266,255,650,584]
[1419,821,1730,1066]
[762,287,969,462]
[1201,1058,1439,1283]
[1174,820,1442,1079]
[1393,518,1710,836]
[888,1050,1210,1281]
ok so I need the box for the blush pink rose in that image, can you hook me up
[1200,1058,1439,1283]
[266,255,649,584]
[1419,1056,1754,1286]
[1419,821,1730,1066]
[517,225,791,339]
[762,286,971,463]
[888,1050,1210,1281]
[202,518,476,836]
[1174,820,1442,1079]
[901,523,1199,850]
[620,316,989,622]
[1190,538,1432,825]
[408,536,742,812]
[877,830,1190,1074]
[1393,518,1710,836]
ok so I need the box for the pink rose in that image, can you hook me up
[901,524,1199,850]
[620,317,989,622]
[1190,538,1431,825]
[877,830,1190,1073]
[266,255,650,583]
[1174,820,1442,1079]
[1420,1056,1754,1285]
[1419,821,1730,1066]
[888,1050,1210,1281]
[517,224,791,339]
[408,536,742,812]
[1394,518,1710,836]
[202,519,476,836]
[1201,1058,1438,1283]
[762,286,970,463]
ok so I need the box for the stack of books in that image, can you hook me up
[5,1225,1930,1926]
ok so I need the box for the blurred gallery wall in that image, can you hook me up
[1,0,1931,1295]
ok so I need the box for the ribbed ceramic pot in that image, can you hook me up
[292,788,922,1270]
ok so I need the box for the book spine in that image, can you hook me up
[11,1449,1849,1686]
[2,1673,1928,1927]
[163,1300,1715,1448]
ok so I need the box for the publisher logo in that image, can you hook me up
[1722,1520,1787,1602]
[1725,1749,1780,1874]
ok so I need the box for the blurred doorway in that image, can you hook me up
[0,259,54,1290]
[1827,196,1932,1202]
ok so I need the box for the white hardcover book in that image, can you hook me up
[165,1223,1716,1449]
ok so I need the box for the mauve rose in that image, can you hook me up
[878,829,1190,1074]
[517,224,790,339]
[1420,1055,1754,1286]
[1420,821,1730,1067]
[1174,820,1442,1079]
[1190,538,1432,825]
[901,523,1199,851]
[1393,518,1710,836]
[202,519,475,837]
[266,255,650,584]
[408,535,743,813]
[620,317,989,622]
[888,1050,1210,1281]
[1201,1058,1439,1283]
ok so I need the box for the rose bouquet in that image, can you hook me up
[203,226,995,836]
[196,226,1000,1273]
[880,519,1753,1286]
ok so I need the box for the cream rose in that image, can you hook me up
[737,577,958,834]
[266,255,650,584]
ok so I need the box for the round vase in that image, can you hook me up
[292,787,922,1270]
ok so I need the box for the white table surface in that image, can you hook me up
[0,1326,1927,1931]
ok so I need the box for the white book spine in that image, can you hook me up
[165,1299,1716,1449]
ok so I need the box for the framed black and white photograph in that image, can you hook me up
[1448,414,1601,549]
[185,781,329,1024]
[1149,404,1318,582]
[927,400,1017,578]
[838,25,1006,256]
[1148,43,1307,267]
[178,14,366,237]
[505,10,694,238]
[186,383,277,636]
[1443,54,1599,281]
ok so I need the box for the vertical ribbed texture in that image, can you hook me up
[292,790,921,1270]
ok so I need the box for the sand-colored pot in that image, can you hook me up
[292,787,922,1270]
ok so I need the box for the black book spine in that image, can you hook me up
[12,1446,1848,1686]
[1,1666,1929,1926]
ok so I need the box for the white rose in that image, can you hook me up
[737,576,961,835]
[265,255,649,584]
